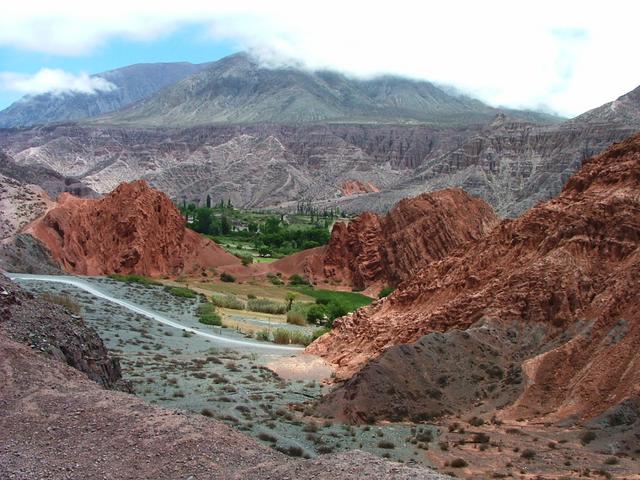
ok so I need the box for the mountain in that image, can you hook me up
[571,84,640,124]
[23,180,240,276]
[269,188,498,293]
[308,133,640,427]
[0,62,210,128]
[96,52,560,127]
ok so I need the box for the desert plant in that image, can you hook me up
[286,310,307,326]
[272,328,292,344]
[40,292,82,315]
[289,331,313,346]
[378,441,396,449]
[220,272,236,283]
[288,274,310,286]
[378,286,394,298]
[451,458,468,468]
[256,330,270,342]
[210,293,245,310]
[239,254,253,266]
[108,273,162,286]
[580,430,597,445]
[521,449,536,459]
[267,273,284,285]
[247,298,287,315]
[165,286,197,299]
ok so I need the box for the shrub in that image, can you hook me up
[286,310,307,326]
[201,408,214,417]
[258,432,277,443]
[311,327,330,341]
[288,274,311,286]
[378,286,394,298]
[267,273,284,285]
[198,312,222,326]
[580,430,597,445]
[468,416,485,427]
[521,449,536,460]
[220,272,236,282]
[247,298,287,315]
[378,441,395,449]
[604,457,619,465]
[256,330,270,342]
[473,433,490,444]
[108,273,162,286]
[451,458,468,468]
[289,331,313,346]
[272,328,292,344]
[210,293,245,310]
[165,286,197,299]
[306,304,328,323]
[40,292,82,315]
[239,255,253,266]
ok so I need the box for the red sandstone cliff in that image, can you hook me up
[26,180,239,276]
[309,133,640,422]
[320,188,499,290]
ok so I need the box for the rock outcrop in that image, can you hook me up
[26,180,239,276]
[339,180,380,196]
[0,275,125,390]
[319,189,499,290]
[309,133,640,423]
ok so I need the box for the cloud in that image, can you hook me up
[1,1,639,116]
[0,69,116,95]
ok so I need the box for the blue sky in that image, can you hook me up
[1,1,639,117]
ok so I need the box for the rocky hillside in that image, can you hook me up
[292,189,498,290]
[95,52,557,127]
[0,274,447,479]
[0,62,209,128]
[0,275,125,389]
[1,87,637,218]
[309,133,640,424]
[26,180,240,276]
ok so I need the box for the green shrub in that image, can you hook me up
[306,304,328,323]
[40,292,82,315]
[220,272,236,282]
[239,255,253,266]
[210,293,245,310]
[273,328,292,344]
[267,273,284,285]
[247,298,287,315]
[288,274,311,286]
[256,330,270,342]
[286,310,307,326]
[108,273,162,286]
[378,441,395,449]
[378,286,394,298]
[165,286,198,299]
[198,312,222,326]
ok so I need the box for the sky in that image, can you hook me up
[0,0,639,117]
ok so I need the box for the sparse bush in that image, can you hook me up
[165,286,197,299]
[468,416,485,427]
[267,273,284,285]
[220,272,236,283]
[604,457,619,465]
[247,298,287,315]
[286,310,306,326]
[239,255,253,266]
[40,292,82,315]
[378,286,394,298]
[256,330,270,341]
[288,274,310,286]
[201,408,214,417]
[451,458,468,468]
[378,441,395,449]
[580,430,597,445]
[258,432,277,443]
[521,449,536,459]
[108,273,162,286]
[210,293,245,310]
[273,328,292,344]
[289,331,313,346]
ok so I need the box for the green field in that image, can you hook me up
[293,286,373,312]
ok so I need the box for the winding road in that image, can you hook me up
[9,273,304,353]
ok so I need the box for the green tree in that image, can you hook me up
[220,215,231,235]
[285,292,297,311]
[194,208,213,234]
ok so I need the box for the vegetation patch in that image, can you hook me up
[247,298,287,315]
[165,286,198,299]
[40,292,82,315]
[108,273,162,286]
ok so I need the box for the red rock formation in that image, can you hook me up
[339,180,380,196]
[309,133,640,421]
[26,180,239,276]
[320,188,499,290]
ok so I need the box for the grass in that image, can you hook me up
[270,328,313,346]
[210,293,246,310]
[286,310,307,326]
[293,286,372,312]
[165,286,198,299]
[197,302,222,326]
[40,292,82,315]
[108,273,162,286]
[247,298,287,315]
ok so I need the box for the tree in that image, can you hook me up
[248,222,258,233]
[220,215,231,235]
[194,208,213,234]
[206,194,211,208]
[285,292,297,311]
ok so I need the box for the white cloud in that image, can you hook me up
[1,1,639,116]
[0,69,116,95]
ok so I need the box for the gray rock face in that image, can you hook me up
[96,52,560,127]
[0,62,210,128]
